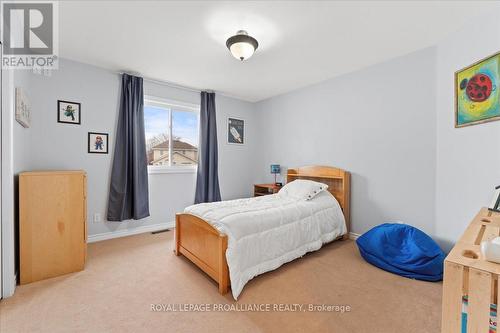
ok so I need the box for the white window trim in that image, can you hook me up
[148,165,197,174]
[144,96,200,174]
[144,95,199,112]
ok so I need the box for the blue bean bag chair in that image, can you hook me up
[356,223,445,282]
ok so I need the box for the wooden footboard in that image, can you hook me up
[175,213,229,294]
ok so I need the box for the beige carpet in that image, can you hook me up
[0,232,442,333]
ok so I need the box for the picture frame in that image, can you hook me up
[15,87,31,128]
[58,100,81,125]
[455,51,500,128]
[88,132,109,154]
[227,117,244,145]
[488,185,500,212]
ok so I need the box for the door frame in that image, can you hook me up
[1,42,17,298]
[0,40,2,299]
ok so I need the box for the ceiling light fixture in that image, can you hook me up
[226,30,259,61]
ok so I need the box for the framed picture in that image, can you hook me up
[455,51,500,128]
[58,100,81,124]
[488,185,500,212]
[227,117,244,145]
[15,88,31,128]
[88,132,108,154]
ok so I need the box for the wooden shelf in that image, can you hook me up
[442,207,500,333]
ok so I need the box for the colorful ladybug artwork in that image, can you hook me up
[456,53,500,127]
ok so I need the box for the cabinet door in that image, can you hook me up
[20,173,85,284]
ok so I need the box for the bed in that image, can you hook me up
[175,165,350,299]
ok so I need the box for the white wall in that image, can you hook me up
[2,68,34,297]
[253,7,500,248]
[16,59,258,238]
[11,7,500,248]
[435,8,500,250]
[254,47,438,236]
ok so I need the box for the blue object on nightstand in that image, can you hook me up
[270,164,280,184]
[356,223,445,282]
[270,164,280,174]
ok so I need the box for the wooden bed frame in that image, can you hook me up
[175,165,351,295]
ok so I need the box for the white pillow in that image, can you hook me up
[279,179,329,200]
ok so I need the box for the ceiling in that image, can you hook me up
[59,1,498,102]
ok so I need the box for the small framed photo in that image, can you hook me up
[227,117,244,145]
[88,132,108,154]
[488,185,500,212]
[58,100,81,124]
[15,87,31,128]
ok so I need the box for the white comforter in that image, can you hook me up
[184,191,347,300]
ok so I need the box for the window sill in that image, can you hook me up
[148,166,197,175]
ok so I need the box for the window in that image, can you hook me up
[144,96,199,172]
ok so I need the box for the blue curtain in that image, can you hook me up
[195,92,221,203]
[107,74,150,221]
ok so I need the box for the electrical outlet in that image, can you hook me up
[93,213,102,223]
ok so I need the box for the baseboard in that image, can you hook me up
[87,221,175,243]
[348,232,361,240]
[87,222,360,243]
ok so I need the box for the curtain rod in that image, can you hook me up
[117,71,215,95]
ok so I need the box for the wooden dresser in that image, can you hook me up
[19,171,87,284]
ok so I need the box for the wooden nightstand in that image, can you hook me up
[254,184,282,197]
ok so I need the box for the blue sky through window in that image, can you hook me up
[172,110,198,146]
[144,106,199,147]
[144,106,168,141]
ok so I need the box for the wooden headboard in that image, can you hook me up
[287,166,351,233]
